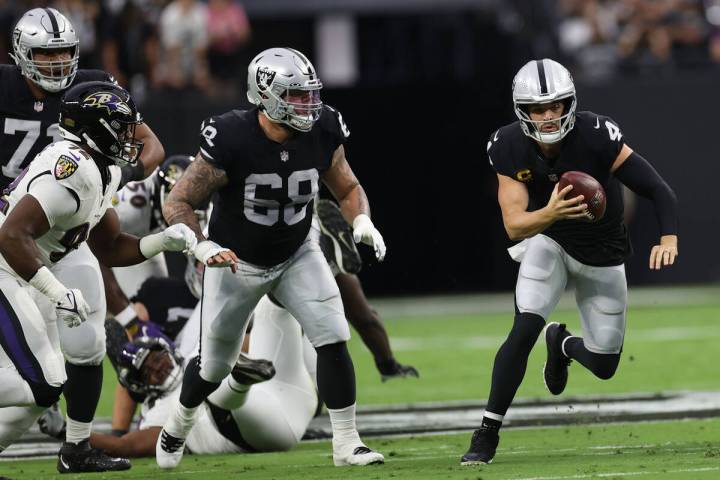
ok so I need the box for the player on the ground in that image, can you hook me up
[40,291,316,458]
[461,59,679,465]
[0,7,165,472]
[157,47,386,469]
[0,81,195,472]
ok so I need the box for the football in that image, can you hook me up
[558,171,606,222]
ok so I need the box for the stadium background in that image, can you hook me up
[3,0,716,295]
[1,1,719,479]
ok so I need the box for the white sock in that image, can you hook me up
[207,377,250,410]
[327,403,361,445]
[483,411,504,422]
[165,403,198,438]
[65,418,92,444]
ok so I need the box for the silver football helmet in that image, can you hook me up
[247,47,323,132]
[10,8,79,93]
[512,59,576,144]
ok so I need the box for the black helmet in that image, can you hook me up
[105,320,183,400]
[59,81,144,166]
[151,154,193,228]
[151,154,212,229]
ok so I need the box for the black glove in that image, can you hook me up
[377,359,420,382]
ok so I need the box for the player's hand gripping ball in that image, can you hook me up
[558,171,606,222]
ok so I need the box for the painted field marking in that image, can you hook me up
[510,466,720,480]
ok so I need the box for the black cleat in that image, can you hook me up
[461,427,499,465]
[543,322,573,395]
[316,199,363,275]
[57,439,130,473]
[231,352,276,385]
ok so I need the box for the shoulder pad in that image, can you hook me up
[43,143,98,195]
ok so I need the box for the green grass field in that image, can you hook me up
[8,289,720,479]
[4,419,719,480]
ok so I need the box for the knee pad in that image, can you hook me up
[28,381,63,408]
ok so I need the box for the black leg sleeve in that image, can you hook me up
[64,363,102,423]
[316,341,356,409]
[179,356,221,408]
[564,337,621,380]
[486,312,545,416]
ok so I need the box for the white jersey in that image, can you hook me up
[112,174,158,237]
[0,141,121,270]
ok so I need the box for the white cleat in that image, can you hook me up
[333,444,385,466]
[156,428,186,469]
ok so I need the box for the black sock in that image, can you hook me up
[316,342,356,409]
[564,338,621,380]
[485,312,545,416]
[179,356,221,408]
[63,363,102,423]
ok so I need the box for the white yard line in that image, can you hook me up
[509,466,720,480]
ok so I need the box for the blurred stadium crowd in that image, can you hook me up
[3,1,720,100]
[0,0,251,102]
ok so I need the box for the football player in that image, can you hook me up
[40,293,316,459]
[461,59,679,465]
[0,81,196,472]
[157,47,386,469]
[0,7,165,472]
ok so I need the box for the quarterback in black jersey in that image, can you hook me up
[0,7,165,474]
[157,48,386,469]
[461,59,679,465]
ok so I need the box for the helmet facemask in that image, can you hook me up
[515,95,576,145]
[21,46,79,93]
[263,85,323,132]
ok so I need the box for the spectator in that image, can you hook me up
[101,0,159,103]
[206,0,251,97]
[157,0,210,91]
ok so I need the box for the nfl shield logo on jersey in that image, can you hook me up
[54,155,79,180]
[34,101,44,112]
[280,150,289,162]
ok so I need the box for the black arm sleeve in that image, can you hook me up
[119,162,146,187]
[613,151,678,235]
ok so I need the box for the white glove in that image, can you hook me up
[352,214,386,261]
[28,267,90,328]
[139,223,198,258]
[56,289,91,328]
[194,240,233,267]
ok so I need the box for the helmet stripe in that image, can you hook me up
[535,59,548,95]
[44,8,60,39]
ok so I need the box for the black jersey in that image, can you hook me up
[488,111,631,266]
[199,105,349,267]
[0,65,113,188]
[130,276,197,340]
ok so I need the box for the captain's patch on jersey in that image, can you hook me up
[54,155,79,179]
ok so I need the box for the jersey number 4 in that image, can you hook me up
[244,169,319,226]
[3,119,61,178]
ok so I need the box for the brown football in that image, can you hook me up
[557,171,606,222]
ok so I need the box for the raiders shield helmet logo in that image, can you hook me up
[54,155,79,180]
[256,67,276,92]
